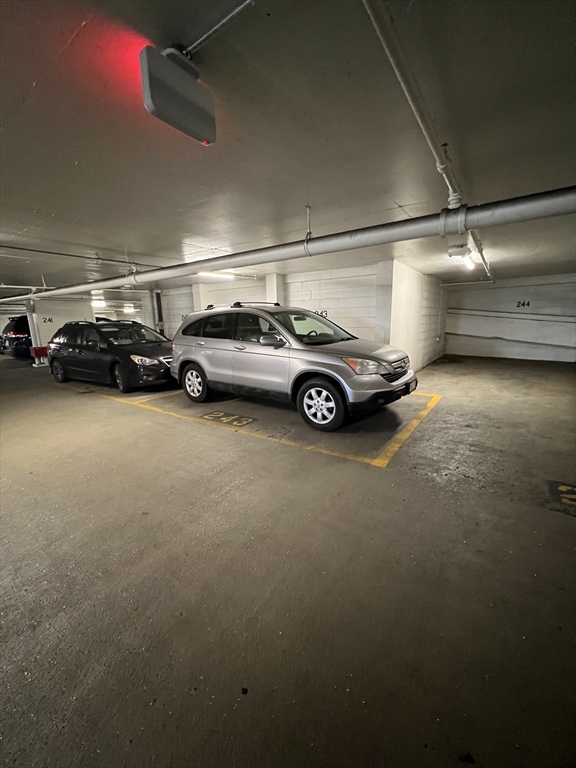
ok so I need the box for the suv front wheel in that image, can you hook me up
[51,359,69,383]
[297,378,346,431]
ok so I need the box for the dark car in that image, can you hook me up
[1,315,32,357]
[47,320,172,393]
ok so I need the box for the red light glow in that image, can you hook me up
[68,15,151,106]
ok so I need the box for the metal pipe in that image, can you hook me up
[440,279,494,287]
[0,186,573,305]
[0,243,166,269]
[362,0,498,281]
[465,187,576,228]
[1,284,56,290]
[468,230,493,282]
[184,0,254,55]
[362,0,463,208]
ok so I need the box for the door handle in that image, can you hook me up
[77,349,84,355]
[234,345,246,351]
[196,341,205,346]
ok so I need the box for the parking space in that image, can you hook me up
[92,387,441,468]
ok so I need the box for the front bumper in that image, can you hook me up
[344,369,417,405]
[129,364,173,387]
[348,379,418,413]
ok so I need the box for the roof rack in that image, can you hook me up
[204,301,281,310]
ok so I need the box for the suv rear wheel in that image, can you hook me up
[183,363,212,403]
[297,377,346,431]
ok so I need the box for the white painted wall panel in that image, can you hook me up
[202,278,266,309]
[285,265,378,340]
[389,261,446,371]
[161,287,195,337]
[33,299,95,346]
[446,274,576,362]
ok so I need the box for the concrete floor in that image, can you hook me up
[1,355,575,768]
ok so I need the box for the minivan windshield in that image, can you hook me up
[98,323,167,346]
[272,310,355,345]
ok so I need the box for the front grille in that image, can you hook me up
[381,370,408,383]
[391,356,409,371]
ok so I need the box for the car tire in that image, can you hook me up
[297,377,346,432]
[113,364,133,394]
[51,359,69,383]
[182,363,211,403]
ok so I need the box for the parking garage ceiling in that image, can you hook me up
[0,0,574,293]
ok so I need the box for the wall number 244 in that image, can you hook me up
[516,301,530,307]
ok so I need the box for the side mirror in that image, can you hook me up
[259,334,286,348]
[86,340,99,350]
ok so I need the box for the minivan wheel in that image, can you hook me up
[51,359,69,383]
[114,364,132,394]
[183,363,211,403]
[297,378,346,431]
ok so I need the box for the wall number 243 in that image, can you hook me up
[516,301,530,307]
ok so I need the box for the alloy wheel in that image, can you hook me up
[303,387,336,424]
[185,370,203,398]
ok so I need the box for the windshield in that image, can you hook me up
[98,323,167,346]
[272,310,355,345]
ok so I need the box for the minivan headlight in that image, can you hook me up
[130,355,159,366]
[343,357,387,375]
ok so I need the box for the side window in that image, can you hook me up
[202,313,236,340]
[78,327,102,346]
[59,326,78,344]
[182,319,204,337]
[236,313,278,343]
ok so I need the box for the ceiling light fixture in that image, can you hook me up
[448,245,475,270]
[198,271,235,280]
[124,304,135,313]
[91,299,107,308]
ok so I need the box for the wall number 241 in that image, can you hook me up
[516,301,530,307]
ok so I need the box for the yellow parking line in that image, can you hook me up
[371,394,442,468]
[137,390,185,403]
[97,394,376,466]
[96,390,441,469]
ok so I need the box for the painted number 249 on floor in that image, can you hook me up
[202,411,255,427]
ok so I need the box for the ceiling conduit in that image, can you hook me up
[362,0,493,280]
[0,186,574,304]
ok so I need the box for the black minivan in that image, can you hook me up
[48,320,173,393]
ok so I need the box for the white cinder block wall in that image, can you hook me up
[446,273,576,362]
[161,279,267,337]
[161,287,195,337]
[202,278,266,309]
[285,265,378,340]
[389,261,446,371]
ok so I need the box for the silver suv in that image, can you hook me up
[170,303,417,431]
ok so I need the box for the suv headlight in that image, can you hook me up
[130,355,159,366]
[343,357,387,375]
